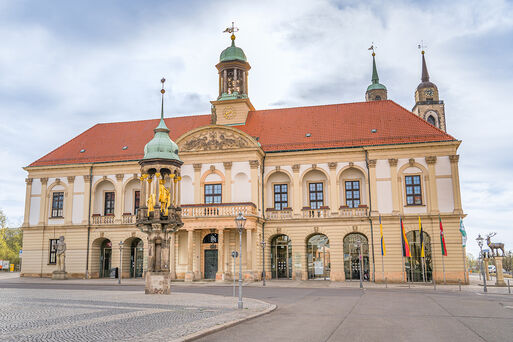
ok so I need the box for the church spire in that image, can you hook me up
[421,50,430,82]
[365,44,387,101]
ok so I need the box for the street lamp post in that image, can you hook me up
[235,212,247,309]
[355,237,363,289]
[118,241,124,285]
[476,234,487,293]
[261,240,266,286]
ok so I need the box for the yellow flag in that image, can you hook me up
[418,216,425,258]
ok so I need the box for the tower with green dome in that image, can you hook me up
[365,49,387,101]
[211,23,255,126]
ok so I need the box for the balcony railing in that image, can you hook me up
[339,206,368,217]
[266,209,293,220]
[302,207,331,218]
[122,214,136,224]
[181,202,257,218]
[91,215,115,225]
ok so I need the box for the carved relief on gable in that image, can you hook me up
[179,128,253,152]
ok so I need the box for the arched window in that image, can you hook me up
[307,234,330,279]
[343,233,370,281]
[271,235,292,279]
[374,95,381,100]
[202,233,218,244]
[405,231,432,282]
[427,115,436,127]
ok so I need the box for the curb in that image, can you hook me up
[178,302,277,342]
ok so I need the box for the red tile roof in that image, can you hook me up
[29,100,455,167]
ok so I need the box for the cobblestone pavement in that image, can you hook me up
[0,288,272,342]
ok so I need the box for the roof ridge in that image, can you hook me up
[94,113,211,126]
[251,100,379,114]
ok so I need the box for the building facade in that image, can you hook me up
[21,34,466,283]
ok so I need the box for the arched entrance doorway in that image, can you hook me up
[270,235,292,279]
[343,233,370,281]
[307,234,330,280]
[406,231,432,282]
[203,233,218,279]
[100,239,112,278]
[130,238,144,278]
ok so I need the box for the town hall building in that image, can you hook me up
[20,30,466,284]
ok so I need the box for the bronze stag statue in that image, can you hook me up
[486,233,505,257]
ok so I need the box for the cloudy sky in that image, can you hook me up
[1,0,512,257]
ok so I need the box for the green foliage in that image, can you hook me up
[504,251,513,273]
[0,209,23,266]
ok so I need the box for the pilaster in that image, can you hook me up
[368,160,378,214]
[223,162,232,203]
[216,228,225,281]
[23,178,33,227]
[185,229,194,281]
[82,175,92,224]
[449,155,463,215]
[328,162,338,214]
[249,160,259,211]
[114,174,124,223]
[65,176,75,225]
[388,158,400,214]
[425,156,439,214]
[193,163,202,204]
[292,164,301,217]
[169,232,177,279]
[38,177,48,225]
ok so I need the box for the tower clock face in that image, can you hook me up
[223,106,235,119]
[424,89,434,97]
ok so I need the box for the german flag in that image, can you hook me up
[379,215,386,256]
[418,216,425,258]
[401,217,411,257]
[439,215,447,256]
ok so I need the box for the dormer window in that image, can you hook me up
[427,115,436,127]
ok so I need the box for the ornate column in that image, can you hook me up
[114,174,124,223]
[23,178,33,227]
[216,228,225,281]
[246,228,253,278]
[82,175,92,224]
[38,177,48,225]
[425,156,439,214]
[328,162,338,215]
[193,163,202,203]
[368,159,378,214]
[449,155,463,215]
[169,232,177,279]
[193,230,201,279]
[388,158,400,214]
[249,160,260,211]
[185,229,194,281]
[65,176,75,225]
[292,164,301,217]
[223,162,232,203]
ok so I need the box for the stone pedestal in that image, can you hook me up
[145,272,171,294]
[495,257,506,287]
[52,271,67,280]
[184,272,195,282]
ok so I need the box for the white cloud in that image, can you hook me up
[1,0,512,256]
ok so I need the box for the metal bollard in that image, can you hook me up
[458,279,461,292]
[385,277,388,289]
[508,279,511,294]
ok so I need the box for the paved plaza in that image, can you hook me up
[1,273,512,342]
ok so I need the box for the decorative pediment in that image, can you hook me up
[177,125,259,152]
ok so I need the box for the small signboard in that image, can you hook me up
[2,261,9,270]
[10,264,14,272]
[19,250,22,256]
[314,261,324,275]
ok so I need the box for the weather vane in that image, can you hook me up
[368,42,377,56]
[418,40,427,53]
[223,22,239,40]
[161,77,166,94]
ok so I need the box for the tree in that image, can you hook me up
[504,251,513,274]
[0,209,23,266]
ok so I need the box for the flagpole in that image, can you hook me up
[381,253,385,283]
[442,255,446,284]
[402,255,406,283]
[421,255,426,283]
[463,246,467,284]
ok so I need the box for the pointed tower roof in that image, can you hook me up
[417,50,437,90]
[143,78,181,161]
[367,52,387,92]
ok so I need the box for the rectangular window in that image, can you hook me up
[273,184,288,210]
[134,191,140,214]
[309,182,324,209]
[51,192,64,217]
[204,184,222,204]
[104,192,115,215]
[405,175,422,205]
[345,181,361,208]
[49,239,58,264]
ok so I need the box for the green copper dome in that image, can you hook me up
[366,54,387,92]
[220,36,247,62]
[143,118,181,161]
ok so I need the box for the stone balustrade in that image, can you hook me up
[181,202,256,218]
[339,206,368,217]
[91,215,116,225]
